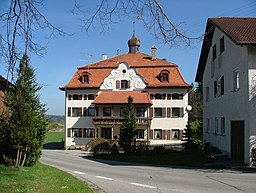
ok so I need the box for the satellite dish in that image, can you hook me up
[186,105,192,111]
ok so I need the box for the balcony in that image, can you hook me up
[93,117,152,125]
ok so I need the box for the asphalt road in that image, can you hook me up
[40,150,256,193]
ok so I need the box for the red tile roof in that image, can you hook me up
[196,17,256,82]
[60,52,191,90]
[210,17,256,44]
[92,91,152,104]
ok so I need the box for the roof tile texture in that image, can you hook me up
[92,91,152,104]
[60,52,190,89]
[210,17,256,44]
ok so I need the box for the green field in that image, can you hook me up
[0,163,93,193]
[44,131,64,144]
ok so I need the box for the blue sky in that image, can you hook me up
[1,0,255,115]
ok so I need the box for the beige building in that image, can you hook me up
[60,34,191,149]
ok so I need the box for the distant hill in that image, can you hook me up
[46,115,65,123]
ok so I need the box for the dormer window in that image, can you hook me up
[81,72,90,84]
[160,70,169,82]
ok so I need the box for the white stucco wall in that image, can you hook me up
[202,27,256,164]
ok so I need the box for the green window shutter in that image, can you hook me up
[116,80,120,89]
[179,108,184,117]
[67,128,71,137]
[68,107,71,117]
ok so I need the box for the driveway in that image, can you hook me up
[40,149,256,193]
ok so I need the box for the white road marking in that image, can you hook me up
[73,171,85,175]
[95,176,114,181]
[129,182,157,189]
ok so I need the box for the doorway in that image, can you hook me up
[231,120,244,163]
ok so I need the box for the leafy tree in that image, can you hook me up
[0,54,48,167]
[119,96,137,153]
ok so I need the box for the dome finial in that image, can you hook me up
[128,32,140,53]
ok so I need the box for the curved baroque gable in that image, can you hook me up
[100,62,147,91]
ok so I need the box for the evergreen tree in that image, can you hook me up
[119,96,137,153]
[1,54,48,167]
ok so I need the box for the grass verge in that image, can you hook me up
[44,131,64,144]
[0,163,93,193]
[94,150,214,167]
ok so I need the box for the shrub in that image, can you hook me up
[88,138,111,155]
[152,145,165,153]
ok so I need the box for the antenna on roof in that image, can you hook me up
[80,52,93,64]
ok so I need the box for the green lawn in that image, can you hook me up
[44,131,64,144]
[95,150,214,167]
[0,163,93,193]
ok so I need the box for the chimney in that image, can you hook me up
[151,45,157,60]
[102,54,107,60]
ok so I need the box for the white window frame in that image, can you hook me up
[233,69,240,91]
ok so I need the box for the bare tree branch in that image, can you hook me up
[1,0,70,80]
[73,0,202,47]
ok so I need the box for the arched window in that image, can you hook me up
[160,70,169,82]
[172,93,179,100]
[81,72,90,84]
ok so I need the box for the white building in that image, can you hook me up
[60,34,191,149]
[195,17,256,165]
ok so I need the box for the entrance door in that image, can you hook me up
[231,121,244,162]
[101,128,112,139]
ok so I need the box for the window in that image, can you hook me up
[120,107,126,117]
[155,93,162,99]
[103,107,111,116]
[72,94,82,100]
[221,117,225,135]
[167,94,172,100]
[206,118,210,133]
[214,76,224,97]
[135,129,144,139]
[172,93,179,100]
[150,94,154,99]
[154,129,162,139]
[162,73,169,82]
[172,107,183,118]
[233,70,240,91]
[154,108,162,117]
[215,117,219,134]
[172,129,180,140]
[72,108,82,117]
[121,80,129,89]
[88,94,95,100]
[83,128,94,138]
[73,128,82,138]
[220,37,224,54]
[82,72,90,84]
[212,44,216,61]
[137,107,145,117]
[206,87,210,102]
[87,107,95,117]
[160,70,169,82]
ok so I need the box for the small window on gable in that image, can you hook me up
[212,44,216,61]
[220,37,225,54]
[121,80,129,89]
[160,70,169,82]
[81,72,90,84]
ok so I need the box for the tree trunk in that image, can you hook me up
[21,147,28,167]
[15,149,20,168]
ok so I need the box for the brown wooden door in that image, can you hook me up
[231,121,244,162]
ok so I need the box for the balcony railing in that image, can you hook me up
[93,117,152,125]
